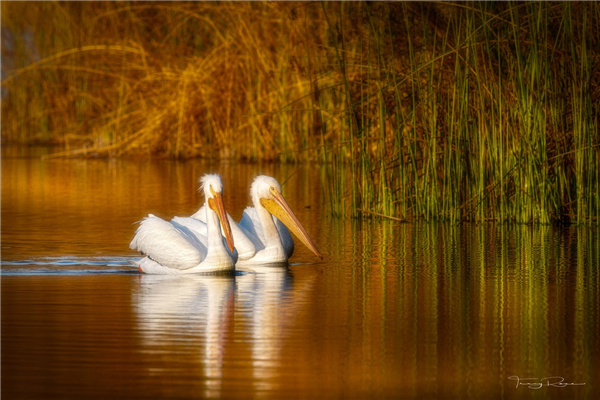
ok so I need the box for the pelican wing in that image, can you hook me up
[189,205,207,220]
[239,207,264,244]
[230,217,260,259]
[171,216,209,249]
[130,214,207,270]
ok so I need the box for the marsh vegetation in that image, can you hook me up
[2,1,598,224]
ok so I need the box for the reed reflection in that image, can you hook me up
[327,221,598,397]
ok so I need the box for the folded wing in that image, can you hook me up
[130,214,207,270]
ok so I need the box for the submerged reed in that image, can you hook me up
[2,2,598,224]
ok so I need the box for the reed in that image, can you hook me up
[2,1,598,224]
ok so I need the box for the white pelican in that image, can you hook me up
[175,175,322,266]
[129,174,236,274]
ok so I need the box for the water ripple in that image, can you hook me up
[0,256,139,275]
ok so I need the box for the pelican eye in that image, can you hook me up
[210,185,219,197]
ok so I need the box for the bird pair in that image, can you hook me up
[130,175,322,274]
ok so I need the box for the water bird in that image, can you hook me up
[175,175,322,265]
[130,174,236,274]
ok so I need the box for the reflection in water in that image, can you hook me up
[320,221,599,399]
[2,150,598,399]
[132,267,317,398]
[134,274,235,398]
[236,265,295,393]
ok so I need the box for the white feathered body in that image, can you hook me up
[130,175,236,274]
[190,204,294,265]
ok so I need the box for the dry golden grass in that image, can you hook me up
[2,1,339,160]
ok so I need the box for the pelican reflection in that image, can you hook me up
[134,274,234,398]
[133,266,317,396]
[235,264,316,392]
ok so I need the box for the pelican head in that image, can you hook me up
[251,175,323,260]
[199,174,235,253]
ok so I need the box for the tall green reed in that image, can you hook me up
[318,2,598,225]
[2,2,598,224]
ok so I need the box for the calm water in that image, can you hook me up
[2,146,599,399]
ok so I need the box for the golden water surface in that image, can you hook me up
[2,146,599,399]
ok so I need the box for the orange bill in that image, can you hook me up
[260,188,323,260]
[208,188,235,253]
